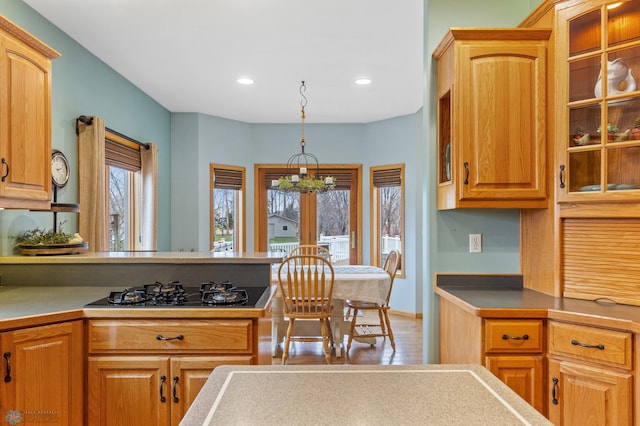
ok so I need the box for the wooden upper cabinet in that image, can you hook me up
[0,15,60,209]
[433,28,550,210]
[558,1,640,203]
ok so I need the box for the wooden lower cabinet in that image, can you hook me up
[438,298,545,414]
[547,358,632,426]
[87,355,251,426]
[547,320,634,426]
[86,318,259,425]
[0,320,83,426]
[485,355,544,413]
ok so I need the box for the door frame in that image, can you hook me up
[254,164,362,264]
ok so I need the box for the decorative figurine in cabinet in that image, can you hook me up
[560,0,640,201]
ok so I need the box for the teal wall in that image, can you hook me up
[1,0,543,363]
[170,113,422,314]
[0,0,172,253]
[423,0,541,362]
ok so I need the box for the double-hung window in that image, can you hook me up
[77,116,157,252]
[370,164,404,277]
[210,164,245,252]
[106,131,142,251]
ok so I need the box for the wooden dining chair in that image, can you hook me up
[345,250,400,354]
[277,254,335,364]
[288,244,332,261]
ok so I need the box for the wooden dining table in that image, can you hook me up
[271,264,391,358]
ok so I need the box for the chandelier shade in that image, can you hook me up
[271,81,335,193]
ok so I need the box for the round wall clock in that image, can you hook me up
[51,149,70,188]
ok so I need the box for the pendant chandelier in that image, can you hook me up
[271,81,335,193]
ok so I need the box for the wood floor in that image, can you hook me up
[271,312,423,365]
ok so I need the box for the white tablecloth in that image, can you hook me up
[272,264,390,304]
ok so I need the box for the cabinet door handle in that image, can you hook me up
[173,376,180,403]
[156,334,184,341]
[3,352,11,383]
[1,158,9,182]
[551,377,559,405]
[160,375,167,402]
[571,339,605,350]
[463,162,469,185]
[559,165,565,189]
[502,334,529,341]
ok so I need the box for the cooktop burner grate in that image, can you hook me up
[92,280,266,308]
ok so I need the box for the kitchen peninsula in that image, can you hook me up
[0,251,282,425]
[180,364,552,425]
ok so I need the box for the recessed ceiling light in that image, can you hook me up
[237,78,254,85]
[354,78,372,85]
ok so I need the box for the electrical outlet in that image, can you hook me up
[469,234,482,253]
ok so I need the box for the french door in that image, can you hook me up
[255,165,361,264]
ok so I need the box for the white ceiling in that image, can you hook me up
[23,0,424,124]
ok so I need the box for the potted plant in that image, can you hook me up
[632,117,640,140]
[13,222,86,255]
[597,123,618,141]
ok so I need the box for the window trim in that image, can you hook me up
[210,164,246,252]
[370,164,405,278]
[105,130,143,251]
[254,164,362,264]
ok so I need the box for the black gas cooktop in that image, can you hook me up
[84,281,269,308]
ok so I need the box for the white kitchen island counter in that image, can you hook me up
[180,364,551,426]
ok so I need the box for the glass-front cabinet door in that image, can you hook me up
[560,1,640,201]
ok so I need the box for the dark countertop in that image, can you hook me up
[435,274,640,332]
[179,364,552,426]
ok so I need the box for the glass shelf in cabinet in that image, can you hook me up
[607,1,640,48]
[606,96,640,142]
[569,8,601,57]
[568,149,601,192]
[569,104,602,147]
[569,56,602,102]
[599,46,640,100]
[607,145,640,188]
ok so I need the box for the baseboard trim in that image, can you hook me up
[389,309,422,319]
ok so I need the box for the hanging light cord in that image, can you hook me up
[300,81,307,152]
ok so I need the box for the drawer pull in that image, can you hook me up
[1,158,8,182]
[173,376,180,403]
[502,334,529,341]
[551,377,559,405]
[156,334,184,341]
[160,375,167,402]
[571,339,604,350]
[3,352,11,383]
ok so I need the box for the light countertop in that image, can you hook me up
[0,251,284,265]
[179,364,551,426]
[0,285,273,330]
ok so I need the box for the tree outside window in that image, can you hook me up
[210,165,245,252]
[371,164,404,276]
